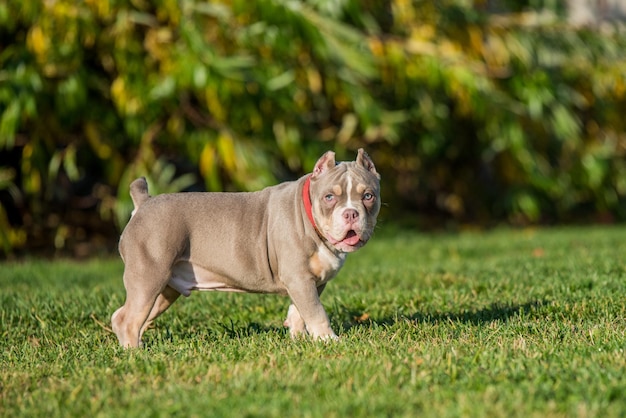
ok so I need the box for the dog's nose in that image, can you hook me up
[343,209,359,222]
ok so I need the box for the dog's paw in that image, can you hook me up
[284,319,308,339]
[288,329,309,340]
[313,332,339,342]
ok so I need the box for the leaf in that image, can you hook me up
[193,65,208,89]
[211,55,257,79]
[516,192,540,221]
[48,150,63,180]
[267,70,295,91]
[191,2,231,19]
[551,104,581,141]
[0,100,20,149]
[149,75,176,100]
[217,131,237,174]
[199,142,222,191]
[63,145,79,181]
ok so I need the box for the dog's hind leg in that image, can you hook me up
[139,285,181,340]
[284,304,306,337]
[112,266,171,348]
[284,284,327,338]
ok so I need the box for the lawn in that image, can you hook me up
[1,226,626,417]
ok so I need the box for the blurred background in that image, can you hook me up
[1,0,625,258]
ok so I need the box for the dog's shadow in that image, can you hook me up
[143,300,548,345]
[218,319,286,339]
[210,299,547,340]
[150,320,286,345]
[339,299,548,332]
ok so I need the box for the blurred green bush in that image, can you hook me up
[1,0,625,256]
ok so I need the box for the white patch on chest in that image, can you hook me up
[309,244,347,283]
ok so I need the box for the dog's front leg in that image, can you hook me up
[286,282,336,340]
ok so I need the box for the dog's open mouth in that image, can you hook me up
[341,230,361,246]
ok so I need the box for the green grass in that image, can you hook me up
[2,226,626,417]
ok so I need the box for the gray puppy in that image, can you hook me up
[112,149,381,347]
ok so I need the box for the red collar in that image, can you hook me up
[302,175,317,231]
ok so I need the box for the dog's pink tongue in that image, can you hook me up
[343,230,360,246]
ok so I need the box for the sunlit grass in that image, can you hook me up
[2,226,626,417]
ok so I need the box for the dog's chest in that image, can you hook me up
[309,244,347,283]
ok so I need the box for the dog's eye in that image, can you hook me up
[363,193,374,201]
[324,194,335,202]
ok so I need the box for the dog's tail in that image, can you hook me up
[129,177,150,216]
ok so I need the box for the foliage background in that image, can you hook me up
[1,0,626,256]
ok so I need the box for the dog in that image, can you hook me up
[111,149,381,347]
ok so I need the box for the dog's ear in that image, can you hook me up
[312,151,336,178]
[356,148,380,179]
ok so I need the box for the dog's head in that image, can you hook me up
[308,148,381,253]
